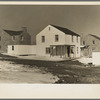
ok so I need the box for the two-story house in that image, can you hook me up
[0,27,31,53]
[36,24,80,58]
[81,34,100,57]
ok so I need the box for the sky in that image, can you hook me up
[0,5,100,44]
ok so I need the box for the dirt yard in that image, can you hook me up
[0,54,100,83]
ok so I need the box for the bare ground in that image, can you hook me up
[0,54,100,83]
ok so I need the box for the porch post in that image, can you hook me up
[64,45,65,58]
[50,46,52,57]
[50,46,53,57]
[60,45,62,58]
[70,46,71,58]
[55,46,57,56]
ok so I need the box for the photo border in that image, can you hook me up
[0,1,100,99]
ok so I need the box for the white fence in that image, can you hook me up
[8,45,36,55]
[92,52,100,65]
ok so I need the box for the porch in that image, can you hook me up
[50,45,76,58]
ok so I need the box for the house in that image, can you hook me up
[81,34,100,57]
[0,27,31,53]
[36,24,80,58]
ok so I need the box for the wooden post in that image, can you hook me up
[50,46,51,57]
[60,46,62,58]
[64,45,65,58]
[55,46,57,56]
[70,46,71,58]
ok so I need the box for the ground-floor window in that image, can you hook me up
[46,47,50,54]
[12,45,14,51]
[71,47,74,54]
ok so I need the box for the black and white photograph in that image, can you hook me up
[0,3,100,84]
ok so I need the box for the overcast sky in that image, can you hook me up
[0,5,100,44]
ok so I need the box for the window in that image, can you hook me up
[71,47,74,54]
[77,36,78,42]
[12,45,14,51]
[42,36,45,42]
[46,47,50,54]
[12,36,15,41]
[0,36,1,41]
[72,35,74,42]
[77,47,78,54]
[83,41,85,45]
[93,40,95,44]
[21,35,24,41]
[55,35,59,42]
[49,27,51,31]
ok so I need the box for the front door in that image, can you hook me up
[67,46,70,57]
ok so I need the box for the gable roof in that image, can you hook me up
[4,30,23,36]
[50,24,80,36]
[89,34,100,40]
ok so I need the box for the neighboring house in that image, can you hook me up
[36,24,80,58]
[81,34,100,57]
[0,27,31,53]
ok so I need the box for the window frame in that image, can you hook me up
[72,35,74,42]
[93,40,95,44]
[0,36,1,41]
[21,35,24,41]
[42,36,45,43]
[83,41,85,45]
[12,36,16,41]
[77,36,78,43]
[46,47,50,54]
[12,45,14,51]
[55,35,59,42]
[77,47,78,54]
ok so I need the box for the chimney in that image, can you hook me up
[22,27,27,32]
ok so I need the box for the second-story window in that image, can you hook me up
[21,35,24,41]
[0,36,1,41]
[77,47,78,54]
[83,41,85,45]
[0,45,1,49]
[55,35,59,42]
[77,36,78,42]
[12,36,16,41]
[49,27,51,31]
[42,36,45,42]
[72,35,74,42]
[93,40,95,44]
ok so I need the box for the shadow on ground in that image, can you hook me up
[0,53,100,83]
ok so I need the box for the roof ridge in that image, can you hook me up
[89,34,100,40]
[50,24,80,36]
[4,29,23,36]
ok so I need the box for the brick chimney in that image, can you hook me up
[22,27,27,32]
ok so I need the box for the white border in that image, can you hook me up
[0,1,100,5]
[0,2,100,99]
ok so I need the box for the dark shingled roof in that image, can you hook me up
[50,24,80,36]
[89,34,100,40]
[4,30,23,36]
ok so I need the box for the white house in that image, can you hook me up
[36,24,80,58]
[8,24,80,59]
